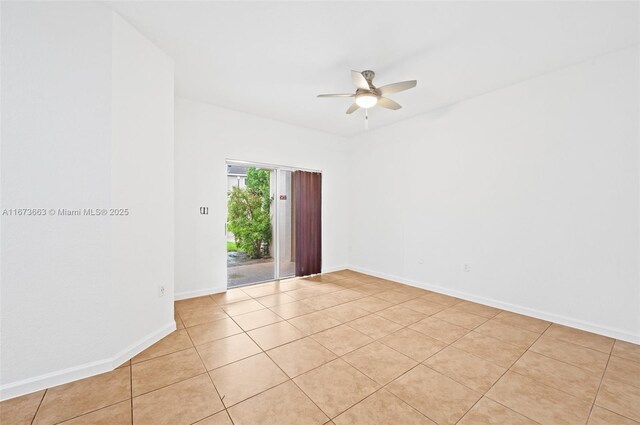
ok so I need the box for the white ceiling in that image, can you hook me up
[106,1,638,137]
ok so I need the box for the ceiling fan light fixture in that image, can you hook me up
[355,92,378,109]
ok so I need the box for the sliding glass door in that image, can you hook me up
[226,162,299,288]
[226,164,275,287]
[275,169,295,279]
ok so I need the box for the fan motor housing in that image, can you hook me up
[361,70,376,85]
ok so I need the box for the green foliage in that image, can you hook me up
[226,241,237,252]
[227,168,272,258]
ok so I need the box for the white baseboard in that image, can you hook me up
[322,265,349,273]
[174,268,350,301]
[348,265,640,344]
[0,321,176,402]
[110,321,176,369]
[175,286,226,301]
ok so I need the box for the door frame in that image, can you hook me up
[226,159,321,286]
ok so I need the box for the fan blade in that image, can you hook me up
[317,93,355,98]
[377,80,417,96]
[351,70,371,90]
[346,103,360,114]
[378,97,402,110]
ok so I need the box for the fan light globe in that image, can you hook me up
[355,93,378,109]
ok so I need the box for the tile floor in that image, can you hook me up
[2,270,640,425]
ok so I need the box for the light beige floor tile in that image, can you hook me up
[232,309,283,331]
[386,365,481,425]
[209,353,288,407]
[33,368,130,425]
[186,318,243,346]
[452,331,526,368]
[132,374,223,425]
[179,305,229,327]
[269,300,317,319]
[530,333,609,375]
[274,279,306,292]
[313,283,344,294]
[380,328,446,362]
[351,284,386,296]
[196,333,262,370]
[433,308,489,329]
[394,286,430,297]
[267,337,336,378]
[605,355,640,389]
[544,324,614,353]
[332,278,365,289]
[221,299,265,316]
[510,351,601,401]
[453,301,501,318]
[346,296,394,312]
[409,317,469,344]
[457,397,537,425]
[286,287,326,300]
[293,359,379,418]
[486,371,592,425]
[210,290,251,306]
[228,381,328,425]
[255,293,296,308]
[59,400,131,425]
[323,303,370,323]
[132,330,193,363]
[492,311,550,333]
[175,296,218,314]
[194,410,234,425]
[474,319,539,348]
[595,376,640,421]
[375,305,427,326]
[420,292,461,306]
[132,348,205,396]
[288,311,342,335]
[348,314,403,339]
[343,342,417,385]
[302,294,346,310]
[612,340,640,364]
[399,299,447,316]
[424,346,506,392]
[588,406,639,424]
[247,321,306,350]
[0,390,45,425]
[333,389,435,425]
[242,284,279,298]
[371,290,416,304]
[312,325,374,356]
[331,289,367,303]
[174,312,185,330]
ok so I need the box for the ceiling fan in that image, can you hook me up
[318,70,417,128]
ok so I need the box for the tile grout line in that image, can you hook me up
[29,388,46,425]
[472,327,566,425]
[184,315,236,425]
[586,343,614,422]
[129,361,133,425]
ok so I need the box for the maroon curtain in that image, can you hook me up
[294,171,322,276]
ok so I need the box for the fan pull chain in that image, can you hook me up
[365,109,369,130]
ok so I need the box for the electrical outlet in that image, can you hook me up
[464,264,471,272]
[159,285,165,297]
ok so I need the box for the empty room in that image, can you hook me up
[1,1,639,424]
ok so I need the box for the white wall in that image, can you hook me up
[1,3,175,400]
[349,47,640,342]
[174,98,350,299]
[110,14,176,364]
